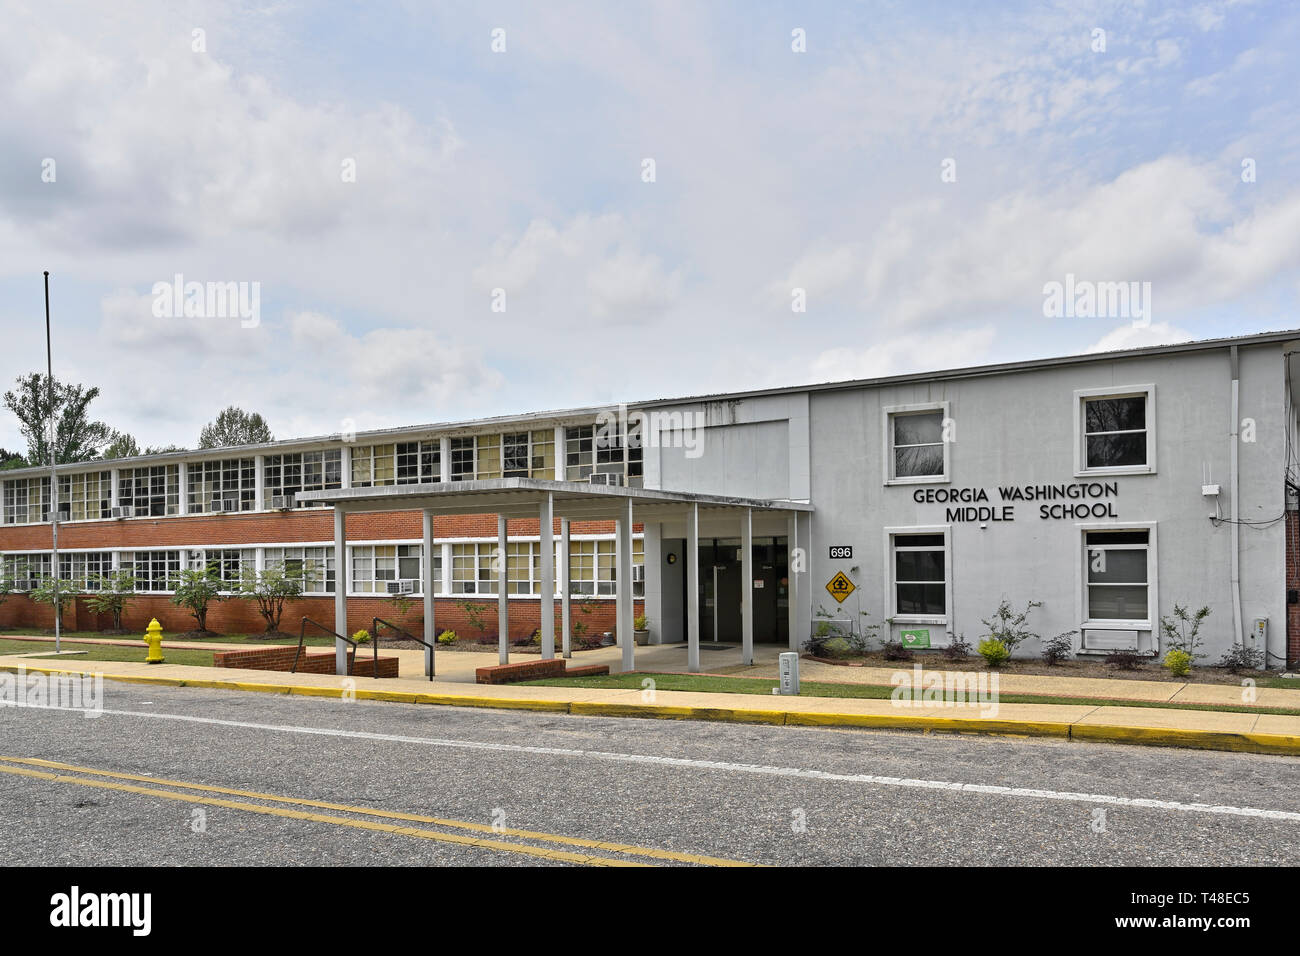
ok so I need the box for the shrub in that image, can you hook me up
[84,570,136,632]
[437,630,457,645]
[1104,650,1145,670]
[1162,649,1192,677]
[880,637,914,661]
[634,614,649,631]
[30,575,76,629]
[170,565,225,633]
[1160,604,1210,661]
[352,629,371,645]
[237,561,311,633]
[942,631,973,661]
[1041,630,1077,666]
[981,598,1042,654]
[1216,644,1263,673]
[821,637,854,659]
[977,638,1010,668]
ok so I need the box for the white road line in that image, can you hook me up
[7,703,1300,823]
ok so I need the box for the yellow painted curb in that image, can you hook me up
[1069,723,1300,755]
[571,701,787,724]
[5,662,1300,756]
[782,711,1074,739]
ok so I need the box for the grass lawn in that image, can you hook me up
[0,638,215,667]
[523,671,1300,717]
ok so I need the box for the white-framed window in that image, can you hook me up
[352,544,422,594]
[120,550,182,592]
[187,458,256,512]
[502,430,556,479]
[187,548,255,589]
[569,539,616,596]
[1082,527,1155,626]
[3,477,50,525]
[505,541,543,595]
[565,423,641,483]
[1075,385,1155,475]
[59,471,112,521]
[118,465,179,516]
[350,444,395,487]
[886,528,949,621]
[264,450,342,505]
[451,542,496,593]
[264,546,336,595]
[58,551,114,590]
[883,403,949,484]
[448,435,502,481]
[2,553,50,589]
[395,441,439,484]
[633,537,645,597]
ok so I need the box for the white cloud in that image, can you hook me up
[809,327,999,383]
[1085,321,1195,353]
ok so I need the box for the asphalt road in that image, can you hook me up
[2,682,1299,866]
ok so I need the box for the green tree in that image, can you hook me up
[237,561,310,634]
[3,373,114,465]
[101,431,188,460]
[30,575,77,630]
[170,565,226,634]
[0,448,25,470]
[84,570,137,632]
[198,406,272,449]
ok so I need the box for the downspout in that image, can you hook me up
[1230,346,1244,652]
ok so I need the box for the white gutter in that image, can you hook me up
[1230,346,1244,654]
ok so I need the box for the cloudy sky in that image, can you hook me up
[1,0,1297,452]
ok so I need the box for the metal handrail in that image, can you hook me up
[293,617,361,675]
[372,617,434,681]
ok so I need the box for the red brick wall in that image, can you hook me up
[1287,511,1299,668]
[0,591,638,642]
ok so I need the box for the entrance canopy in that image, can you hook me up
[297,476,812,520]
[297,478,812,678]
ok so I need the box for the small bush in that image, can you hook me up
[880,637,914,661]
[633,614,649,631]
[977,638,1010,668]
[352,629,371,645]
[821,637,854,659]
[1217,644,1263,673]
[1041,631,1077,666]
[942,631,972,661]
[1162,649,1192,677]
[437,630,457,645]
[1104,650,1145,670]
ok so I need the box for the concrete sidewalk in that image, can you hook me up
[3,649,1300,757]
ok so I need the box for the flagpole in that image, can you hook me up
[45,271,60,653]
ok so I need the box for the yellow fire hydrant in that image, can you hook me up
[143,618,165,664]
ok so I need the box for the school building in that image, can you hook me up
[1,328,1297,673]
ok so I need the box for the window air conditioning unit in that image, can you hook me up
[588,472,623,487]
[217,498,239,513]
[386,580,416,595]
[270,495,293,510]
[111,505,134,519]
[631,565,645,583]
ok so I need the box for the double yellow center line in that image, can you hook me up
[0,755,757,867]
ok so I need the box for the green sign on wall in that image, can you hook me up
[900,629,931,648]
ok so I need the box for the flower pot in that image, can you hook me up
[634,629,650,646]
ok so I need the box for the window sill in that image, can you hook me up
[884,475,949,487]
[890,615,948,625]
[1081,621,1152,630]
[1075,467,1155,478]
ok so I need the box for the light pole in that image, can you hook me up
[44,271,60,653]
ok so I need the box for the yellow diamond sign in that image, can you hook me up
[825,571,856,603]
